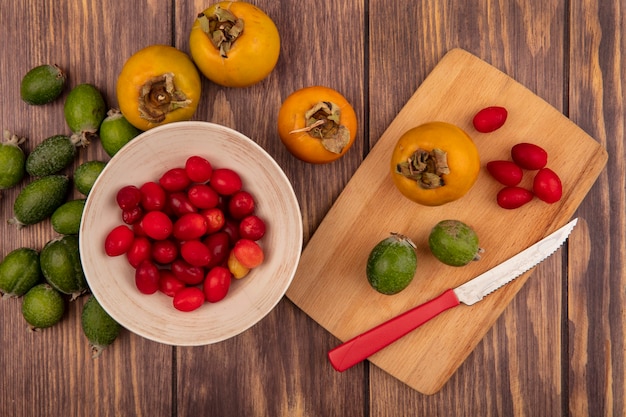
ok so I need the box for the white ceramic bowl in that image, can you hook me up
[79,121,303,346]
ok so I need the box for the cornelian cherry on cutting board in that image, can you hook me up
[472,106,508,132]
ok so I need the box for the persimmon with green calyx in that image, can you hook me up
[64,83,107,145]
[189,1,280,87]
[277,86,358,164]
[0,130,26,190]
[390,122,480,206]
[117,45,201,131]
[366,233,417,295]
[428,220,483,267]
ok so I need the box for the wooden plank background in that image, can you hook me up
[0,0,623,416]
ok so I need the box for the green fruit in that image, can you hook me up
[366,233,417,295]
[20,64,66,105]
[0,130,26,189]
[99,109,141,157]
[74,160,106,195]
[25,134,84,177]
[64,83,107,144]
[9,175,70,227]
[51,199,86,235]
[21,283,65,329]
[40,235,88,300]
[81,296,121,358]
[428,220,482,267]
[0,247,42,297]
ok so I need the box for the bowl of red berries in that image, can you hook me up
[79,121,303,345]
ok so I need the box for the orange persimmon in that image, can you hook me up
[390,122,480,206]
[277,86,358,164]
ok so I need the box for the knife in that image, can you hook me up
[328,218,578,372]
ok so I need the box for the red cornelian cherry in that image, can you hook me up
[203,266,232,303]
[116,185,142,210]
[141,211,173,240]
[228,190,255,219]
[187,183,219,209]
[159,167,191,192]
[185,155,213,183]
[126,236,152,268]
[232,239,264,269]
[151,239,179,264]
[173,287,205,312]
[171,259,205,285]
[167,192,197,216]
[180,240,212,267]
[105,225,135,256]
[173,212,208,241]
[203,231,231,268]
[122,206,143,225]
[201,207,225,234]
[210,168,242,195]
[140,181,167,211]
[135,260,160,294]
[158,269,186,297]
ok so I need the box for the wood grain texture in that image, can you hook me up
[568,0,625,416]
[0,0,623,415]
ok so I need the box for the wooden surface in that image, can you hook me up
[286,48,607,395]
[0,0,623,416]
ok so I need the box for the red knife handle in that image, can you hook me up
[328,288,460,372]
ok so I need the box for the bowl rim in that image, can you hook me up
[79,121,303,346]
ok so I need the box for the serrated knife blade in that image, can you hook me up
[328,218,578,372]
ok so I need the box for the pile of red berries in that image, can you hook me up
[487,142,563,209]
[104,155,266,312]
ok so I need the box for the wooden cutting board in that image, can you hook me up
[285,48,608,395]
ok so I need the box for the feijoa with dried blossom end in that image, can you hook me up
[81,295,121,358]
[366,233,418,295]
[428,220,483,267]
[64,83,107,145]
[0,130,27,190]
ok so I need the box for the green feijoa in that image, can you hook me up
[0,247,42,297]
[64,83,107,144]
[366,233,418,295]
[20,64,67,105]
[0,130,26,189]
[25,134,84,177]
[9,175,70,227]
[21,283,65,330]
[74,160,106,195]
[428,220,482,267]
[99,108,141,157]
[40,235,88,300]
[81,295,121,358]
[51,199,86,235]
